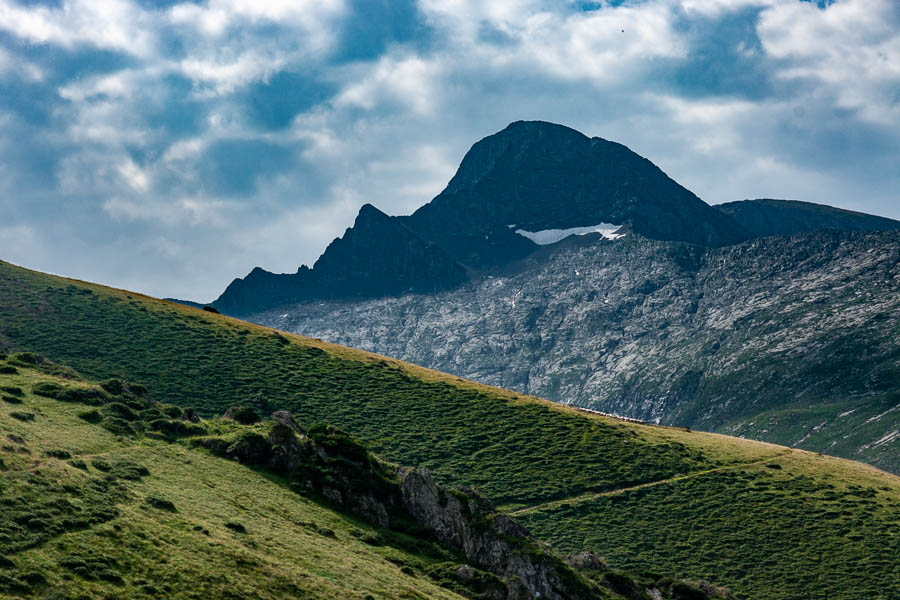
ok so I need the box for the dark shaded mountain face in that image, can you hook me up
[213,121,752,315]
[716,198,900,237]
[254,230,900,475]
[213,204,467,315]
[403,121,751,267]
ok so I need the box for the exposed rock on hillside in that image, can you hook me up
[198,414,605,600]
[402,120,750,269]
[256,230,900,474]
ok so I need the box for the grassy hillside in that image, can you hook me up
[1,259,899,600]
[0,364,469,599]
[1,361,742,600]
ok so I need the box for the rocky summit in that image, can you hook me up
[212,121,753,316]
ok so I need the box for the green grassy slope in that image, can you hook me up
[0,260,714,507]
[515,451,900,599]
[1,361,741,600]
[0,365,468,600]
[1,260,899,600]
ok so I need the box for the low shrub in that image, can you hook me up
[46,450,72,460]
[20,571,46,586]
[225,405,260,425]
[99,417,135,436]
[1,395,22,405]
[161,405,183,419]
[147,419,205,438]
[224,521,247,533]
[0,366,19,375]
[102,402,139,421]
[671,581,709,600]
[10,412,35,422]
[10,353,44,365]
[91,460,112,472]
[145,496,177,512]
[100,379,125,395]
[603,571,639,597]
[32,382,64,398]
[108,461,150,481]
[31,382,107,405]
[77,409,102,423]
[0,573,30,595]
[0,386,23,396]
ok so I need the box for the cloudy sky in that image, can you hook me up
[1,0,898,301]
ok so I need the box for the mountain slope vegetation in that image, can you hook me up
[264,229,900,474]
[6,360,701,600]
[0,363,470,600]
[1,260,899,600]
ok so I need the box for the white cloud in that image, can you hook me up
[758,0,900,125]
[169,0,345,35]
[335,54,441,114]
[0,224,45,266]
[2,0,900,302]
[0,0,157,57]
[0,45,43,82]
[118,158,152,193]
[103,196,232,227]
[418,0,686,87]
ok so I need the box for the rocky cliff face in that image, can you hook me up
[202,412,606,600]
[253,230,900,474]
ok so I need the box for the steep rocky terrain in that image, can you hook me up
[214,204,468,315]
[716,198,900,237]
[212,121,751,315]
[255,229,900,474]
[401,120,750,268]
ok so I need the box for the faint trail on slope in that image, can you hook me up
[506,449,793,517]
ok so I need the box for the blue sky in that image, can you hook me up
[1,0,898,301]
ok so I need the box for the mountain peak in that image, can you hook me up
[408,122,751,267]
[215,121,754,313]
[356,202,388,220]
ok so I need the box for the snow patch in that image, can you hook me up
[515,223,624,245]
[837,409,856,418]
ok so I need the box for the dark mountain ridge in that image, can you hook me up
[213,203,468,315]
[212,121,753,315]
[715,198,900,237]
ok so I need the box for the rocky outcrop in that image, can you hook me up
[255,229,900,474]
[403,120,750,269]
[398,468,596,600]
[199,415,603,600]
